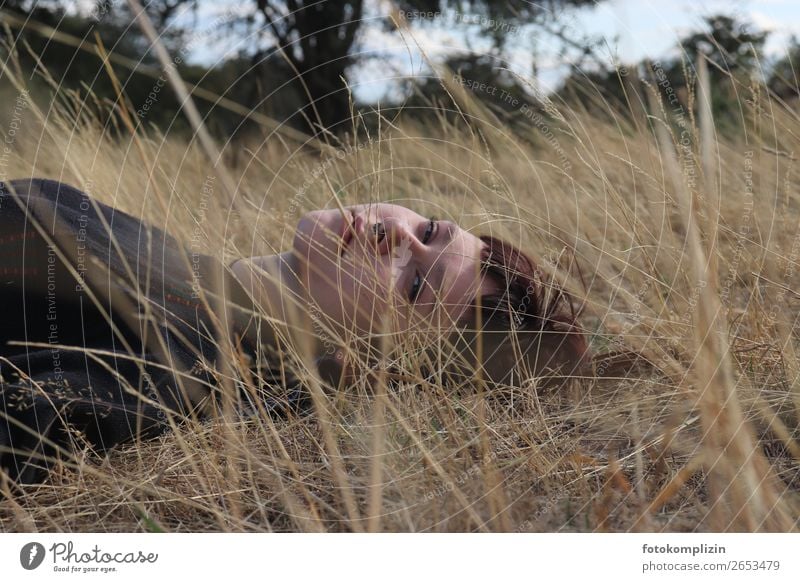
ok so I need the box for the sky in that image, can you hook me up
[178,0,800,103]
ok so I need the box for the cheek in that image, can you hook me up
[350,263,416,332]
[343,260,386,310]
[325,259,401,331]
[294,213,333,259]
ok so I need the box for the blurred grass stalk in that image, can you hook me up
[649,55,794,531]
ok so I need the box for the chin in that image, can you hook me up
[294,210,338,255]
[292,213,319,263]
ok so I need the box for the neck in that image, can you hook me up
[230,251,319,358]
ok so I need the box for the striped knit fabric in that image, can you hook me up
[0,179,307,485]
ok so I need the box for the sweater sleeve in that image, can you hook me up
[199,255,312,418]
[0,178,305,486]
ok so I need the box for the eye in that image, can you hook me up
[408,218,437,302]
[409,271,422,303]
[422,217,438,244]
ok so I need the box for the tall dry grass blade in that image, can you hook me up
[91,34,203,475]
[637,454,703,524]
[126,0,251,528]
[752,396,800,462]
[301,367,365,532]
[366,350,388,533]
[648,89,795,531]
[383,396,490,532]
[696,54,720,286]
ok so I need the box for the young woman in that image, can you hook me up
[0,178,589,486]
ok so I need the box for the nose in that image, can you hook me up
[373,216,417,257]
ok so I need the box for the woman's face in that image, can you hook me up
[293,203,494,335]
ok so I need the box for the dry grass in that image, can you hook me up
[0,35,799,532]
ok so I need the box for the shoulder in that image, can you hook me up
[1,178,94,207]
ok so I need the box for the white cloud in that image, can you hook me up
[751,10,781,32]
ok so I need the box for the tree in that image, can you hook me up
[396,0,598,53]
[676,14,767,81]
[3,0,608,136]
[246,0,603,134]
[400,53,537,122]
[663,14,767,125]
[0,0,204,132]
[555,14,770,128]
[768,36,800,101]
[250,0,364,135]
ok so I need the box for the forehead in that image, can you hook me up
[351,202,421,218]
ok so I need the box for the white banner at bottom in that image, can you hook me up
[1,533,797,581]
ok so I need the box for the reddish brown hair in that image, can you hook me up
[447,235,590,386]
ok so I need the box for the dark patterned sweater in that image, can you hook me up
[0,178,305,485]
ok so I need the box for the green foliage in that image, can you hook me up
[768,36,800,100]
[0,2,308,139]
[396,0,597,50]
[677,14,767,78]
[404,53,533,114]
[556,13,773,133]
